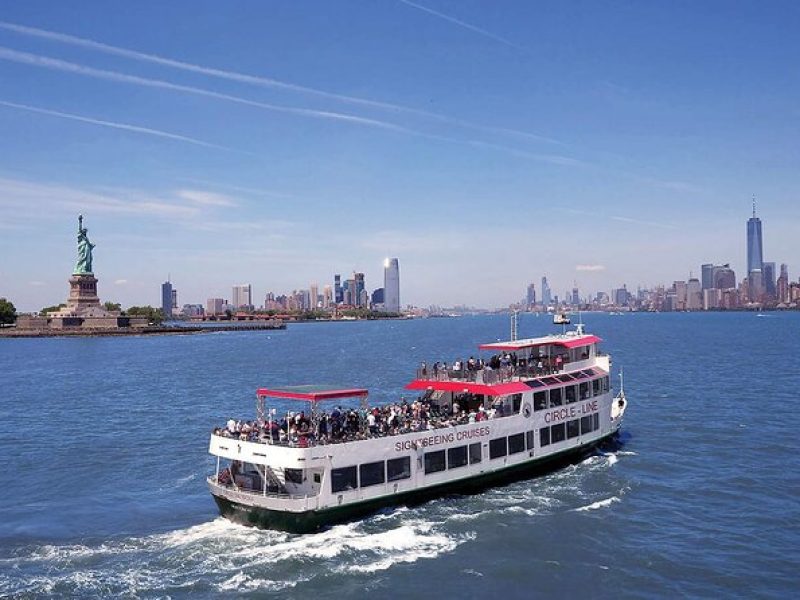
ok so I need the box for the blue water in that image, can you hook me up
[0,313,797,598]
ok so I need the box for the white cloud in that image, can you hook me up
[114,279,127,285]
[575,265,606,272]
[176,189,237,207]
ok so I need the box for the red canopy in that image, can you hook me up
[479,334,602,352]
[256,387,369,402]
[404,380,530,396]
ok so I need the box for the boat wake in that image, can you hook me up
[573,496,621,512]
[0,514,470,597]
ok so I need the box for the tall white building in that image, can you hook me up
[232,284,252,310]
[309,283,319,310]
[383,258,400,313]
[322,285,333,308]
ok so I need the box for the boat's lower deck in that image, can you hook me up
[210,431,620,533]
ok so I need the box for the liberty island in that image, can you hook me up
[6,216,284,337]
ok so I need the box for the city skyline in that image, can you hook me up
[1,3,799,311]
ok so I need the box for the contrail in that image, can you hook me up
[0,99,231,150]
[398,0,526,51]
[0,20,411,114]
[0,47,414,133]
[0,20,555,144]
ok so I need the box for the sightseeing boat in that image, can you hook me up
[207,323,628,532]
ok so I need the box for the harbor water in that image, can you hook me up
[0,313,797,598]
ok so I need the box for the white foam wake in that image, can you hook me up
[574,496,621,512]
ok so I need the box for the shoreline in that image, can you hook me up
[0,323,286,339]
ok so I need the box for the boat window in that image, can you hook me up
[285,468,303,484]
[359,461,386,488]
[489,437,508,459]
[447,446,468,469]
[567,419,580,439]
[582,369,595,377]
[541,377,559,386]
[579,382,590,399]
[580,415,593,434]
[469,442,482,464]
[593,413,600,430]
[511,394,522,413]
[592,378,601,396]
[331,466,358,493]
[603,376,610,392]
[387,456,411,481]
[526,430,535,450]
[556,374,574,383]
[549,387,563,406]
[508,433,525,454]
[533,391,547,411]
[527,380,546,388]
[539,427,550,447]
[424,450,446,474]
[565,385,577,404]
[550,423,566,444]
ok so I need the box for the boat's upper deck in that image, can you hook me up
[412,332,603,387]
[210,329,609,452]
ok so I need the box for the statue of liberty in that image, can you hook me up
[75,214,95,274]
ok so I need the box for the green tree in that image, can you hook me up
[103,301,121,312]
[126,305,164,325]
[40,303,66,315]
[0,297,16,325]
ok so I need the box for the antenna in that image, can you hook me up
[510,309,519,341]
[752,195,756,218]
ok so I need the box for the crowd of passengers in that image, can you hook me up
[212,393,514,446]
[417,351,584,381]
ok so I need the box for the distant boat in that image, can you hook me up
[553,312,571,325]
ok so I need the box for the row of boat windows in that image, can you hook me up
[540,414,600,446]
[330,417,599,493]
[533,376,610,411]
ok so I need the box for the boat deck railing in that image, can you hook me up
[208,476,308,500]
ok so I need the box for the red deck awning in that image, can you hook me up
[256,387,369,402]
[479,334,602,352]
[404,380,530,396]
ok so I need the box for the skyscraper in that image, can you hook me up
[383,258,400,313]
[526,283,536,308]
[712,264,736,290]
[161,280,173,318]
[541,276,552,306]
[309,283,319,309]
[747,199,764,276]
[232,284,252,310]
[777,264,789,303]
[686,277,702,310]
[763,262,776,298]
[334,274,342,304]
[701,263,714,290]
[353,272,366,307]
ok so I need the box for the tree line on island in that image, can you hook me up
[0,298,400,326]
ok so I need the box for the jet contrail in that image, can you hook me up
[0,99,232,150]
[0,20,556,143]
[398,0,526,51]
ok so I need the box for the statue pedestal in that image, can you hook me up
[66,273,100,312]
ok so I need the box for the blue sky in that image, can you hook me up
[1,1,798,311]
